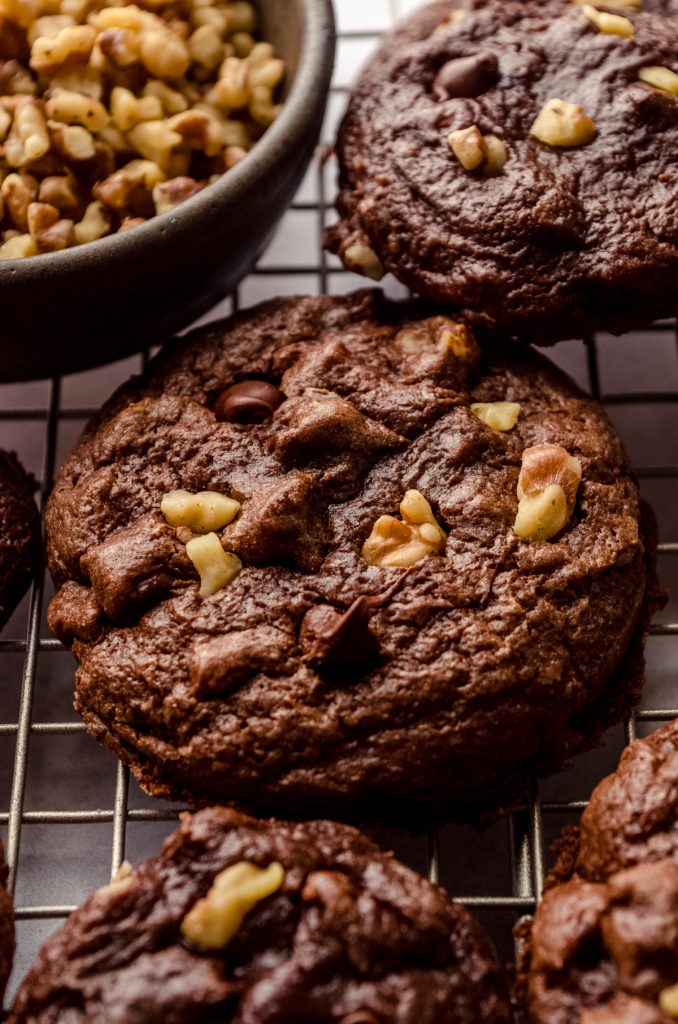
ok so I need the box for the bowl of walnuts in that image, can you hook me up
[0,0,335,379]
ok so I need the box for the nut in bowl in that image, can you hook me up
[0,0,335,380]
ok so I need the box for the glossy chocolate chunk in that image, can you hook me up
[300,597,381,672]
[215,380,286,424]
[433,53,499,100]
[300,572,409,673]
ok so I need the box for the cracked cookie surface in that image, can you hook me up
[326,0,678,342]
[46,290,659,824]
[0,451,40,629]
[7,807,512,1024]
[523,718,678,1024]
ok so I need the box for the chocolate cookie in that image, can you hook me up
[7,807,512,1023]
[0,842,15,1005]
[523,718,678,1023]
[0,450,40,629]
[327,0,678,342]
[45,291,661,824]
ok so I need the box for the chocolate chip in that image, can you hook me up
[433,53,499,100]
[300,572,410,674]
[300,598,381,672]
[214,381,286,424]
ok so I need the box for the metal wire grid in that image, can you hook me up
[0,0,676,996]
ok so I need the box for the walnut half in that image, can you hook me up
[514,443,582,542]
[362,489,447,568]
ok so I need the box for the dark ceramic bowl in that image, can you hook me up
[0,0,335,382]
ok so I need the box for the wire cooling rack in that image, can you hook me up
[0,0,677,1000]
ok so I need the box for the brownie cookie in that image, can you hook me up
[0,450,40,629]
[45,291,661,824]
[522,718,678,1023]
[7,806,512,1023]
[0,842,15,1005]
[327,0,678,342]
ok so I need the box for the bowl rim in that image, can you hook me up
[0,0,336,277]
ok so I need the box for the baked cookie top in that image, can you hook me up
[327,0,678,342]
[0,842,14,1007]
[7,807,512,1023]
[46,291,656,824]
[0,450,40,629]
[525,719,678,1023]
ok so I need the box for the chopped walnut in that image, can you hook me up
[97,860,134,896]
[46,88,109,129]
[0,0,285,257]
[448,124,507,176]
[161,489,240,533]
[471,401,521,432]
[4,98,50,165]
[638,66,678,96]
[49,121,95,160]
[1,171,37,230]
[152,175,204,213]
[660,983,678,1018]
[73,199,110,243]
[530,99,597,148]
[30,25,96,75]
[514,443,582,542]
[395,315,479,367]
[343,241,384,281]
[26,198,74,250]
[185,532,242,596]
[448,124,484,170]
[0,231,36,257]
[181,861,285,951]
[362,490,447,568]
[0,58,36,96]
[482,134,507,177]
[582,4,634,36]
[573,0,639,8]
[38,171,80,212]
[118,215,144,231]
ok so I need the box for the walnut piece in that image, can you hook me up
[362,489,447,568]
[185,532,242,596]
[97,860,133,896]
[573,0,639,8]
[73,200,110,244]
[530,99,597,148]
[161,489,240,533]
[0,231,36,258]
[660,983,678,1018]
[514,443,582,542]
[582,4,634,36]
[638,66,678,96]
[395,315,480,367]
[448,124,507,175]
[483,134,507,177]
[471,401,520,431]
[343,241,384,281]
[181,861,285,950]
